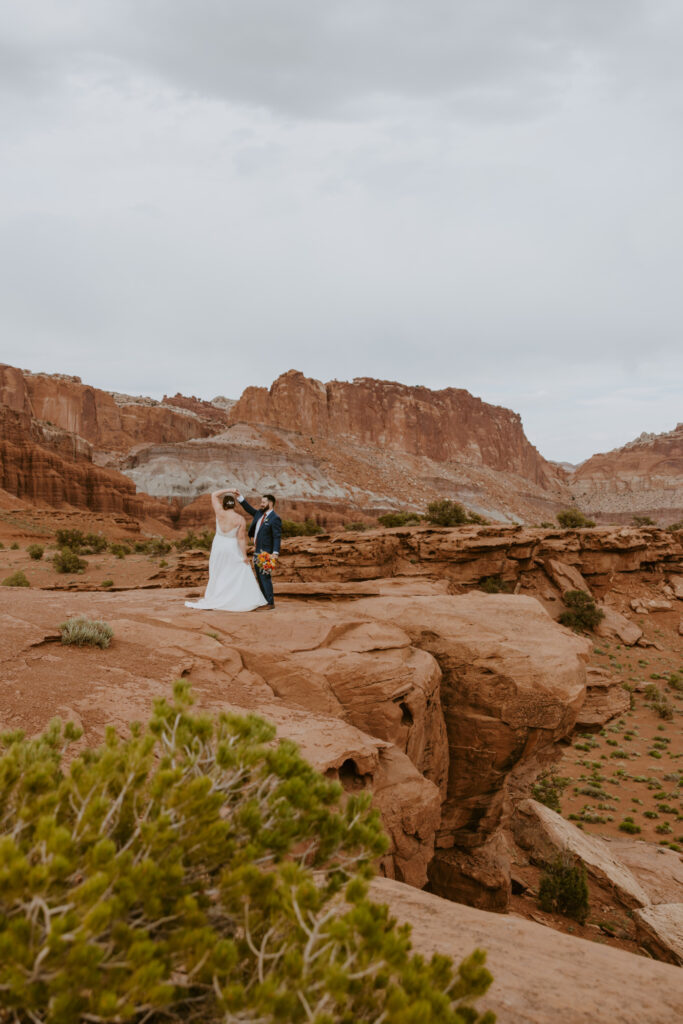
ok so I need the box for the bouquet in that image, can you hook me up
[255,551,277,575]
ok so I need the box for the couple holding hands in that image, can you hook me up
[185,489,282,613]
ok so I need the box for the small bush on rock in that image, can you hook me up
[377,511,422,527]
[174,529,214,551]
[1,570,30,587]
[281,518,324,537]
[538,851,589,924]
[556,509,596,529]
[425,501,488,527]
[53,547,87,574]
[558,590,605,633]
[0,684,495,1024]
[532,769,570,813]
[59,615,113,648]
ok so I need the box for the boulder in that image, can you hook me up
[575,666,630,727]
[512,799,649,908]
[633,904,683,966]
[369,876,683,1024]
[595,606,643,646]
[544,558,591,595]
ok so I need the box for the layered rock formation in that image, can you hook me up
[572,423,683,524]
[0,584,589,908]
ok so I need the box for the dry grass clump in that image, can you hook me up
[59,615,113,649]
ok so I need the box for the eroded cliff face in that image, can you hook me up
[0,402,173,520]
[571,424,683,523]
[230,370,562,487]
[0,364,228,452]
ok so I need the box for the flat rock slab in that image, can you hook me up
[513,799,650,908]
[369,877,683,1024]
[633,904,683,965]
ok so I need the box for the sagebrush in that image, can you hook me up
[0,685,495,1024]
[59,615,114,648]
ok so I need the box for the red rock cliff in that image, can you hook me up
[0,364,228,452]
[230,371,560,488]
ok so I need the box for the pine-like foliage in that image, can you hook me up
[0,684,495,1024]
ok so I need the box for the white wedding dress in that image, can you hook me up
[185,523,267,612]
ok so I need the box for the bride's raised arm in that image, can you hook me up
[211,488,231,515]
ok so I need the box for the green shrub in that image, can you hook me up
[1,570,29,587]
[344,521,371,531]
[619,817,641,834]
[110,542,132,559]
[478,575,513,594]
[425,500,487,527]
[558,590,605,633]
[26,543,44,560]
[59,615,114,649]
[377,511,422,528]
[532,769,570,813]
[538,851,589,924]
[174,529,215,552]
[134,536,172,555]
[82,532,109,554]
[280,518,324,538]
[0,684,495,1024]
[53,547,87,574]
[556,509,596,528]
[55,528,86,550]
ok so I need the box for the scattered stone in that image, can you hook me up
[633,904,683,966]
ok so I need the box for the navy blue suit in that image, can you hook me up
[239,499,282,605]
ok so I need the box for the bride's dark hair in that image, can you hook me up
[222,494,236,510]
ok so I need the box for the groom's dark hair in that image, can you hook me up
[222,494,236,509]
[263,494,276,506]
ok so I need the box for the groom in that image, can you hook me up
[233,491,282,609]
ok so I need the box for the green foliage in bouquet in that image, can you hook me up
[0,684,495,1024]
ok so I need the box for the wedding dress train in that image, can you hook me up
[185,523,267,612]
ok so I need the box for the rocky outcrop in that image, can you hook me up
[370,876,683,1023]
[230,370,563,487]
[0,586,589,906]
[0,406,173,520]
[173,523,683,594]
[0,363,228,452]
[512,800,683,965]
[572,423,683,524]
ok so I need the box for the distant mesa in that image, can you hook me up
[1,362,681,527]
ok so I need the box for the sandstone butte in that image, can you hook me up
[570,422,683,525]
[1,363,575,525]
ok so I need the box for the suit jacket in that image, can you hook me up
[239,499,282,556]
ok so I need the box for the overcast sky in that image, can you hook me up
[1,1,682,463]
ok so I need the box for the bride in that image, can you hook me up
[185,489,267,612]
